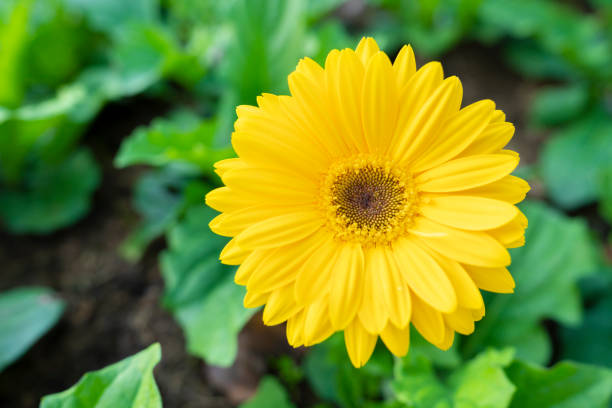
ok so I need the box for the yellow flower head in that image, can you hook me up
[206,37,529,367]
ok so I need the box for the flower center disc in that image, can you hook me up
[322,156,417,246]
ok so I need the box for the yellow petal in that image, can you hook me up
[344,318,377,368]
[355,37,380,66]
[236,212,322,250]
[460,121,514,156]
[210,205,310,237]
[214,158,244,178]
[327,49,367,152]
[267,93,335,161]
[411,217,511,267]
[329,243,365,330]
[410,99,496,172]
[444,307,475,335]
[487,210,527,248]
[411,294,445,345]
[395,76,463,164]
[303,299,335,346]
[490,109,506,123]
[205,186,256,213]
[393,44,416,88]
[392,237,457,313]
[263,283,302,326]
[430,253,483,310]
[358,248,390,334]
[223,167,317,203]
[453,175,530,204]
[380,322,410,357]
[288,60,346,157]
[244,289,268,308]
[247,250,298,294]
[286,310,305,347]
[370,247,411,328]
[435,325,455,350]
[235,250,268,285]
[219,238,250,265]
[416,153,519,193]
[391,62,444,155]
[232,129,326,178]
[362,51,397,153]
[420,195,519,231]
[464,265,515,293]
[295,234,341,305]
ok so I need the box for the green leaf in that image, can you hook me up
[40,343,163,408]
[506,359,612,408]
[0,287,65,372]
[502,41,576,80]
[540,108,612,210]
[461,201,600,364]
[110,22,206,91]
[392,349,515,408]
[115,111,232,173]
[561,267,612,368]
[240,376,295,408]
[0,0,31,108]
[216,0,306,143]
[529,83,590,127]
[304,334,393,407]
[161,206,257,367]
[63,0,159,35]
[306,21,353,66]
[598,166,612,224]
[0,81,97,184]
[119,166,208,261]
[0,148,100,234]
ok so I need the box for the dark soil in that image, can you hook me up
[0,43,545,408]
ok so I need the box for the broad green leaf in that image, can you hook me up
[540,108,612,210]
[161,206,256,367]
[240,376,295,408]
[0,81,96,184]
[110,22,206,91]
[529,83,590,127]
[478,0,612,79]
[561,267,612,368]
[62,0,159,35]
[506,359,612,408]
[461,201,600,364]
[0,0,30,108]
[0,148,100,234]
[23,0,98,90]
[503,41,576,80]
[306,0,347,21]
[115,111,232,173]
[304,334,393,408]
[0,287,65,372]
[119,166,208,261]
[40,343,162,408]
[392,349,515,408]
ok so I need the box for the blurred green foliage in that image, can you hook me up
[0,287,64,372]
[40,343,162,408]
[0,0,611,406]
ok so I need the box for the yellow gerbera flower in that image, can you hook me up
[206,37,529,367]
